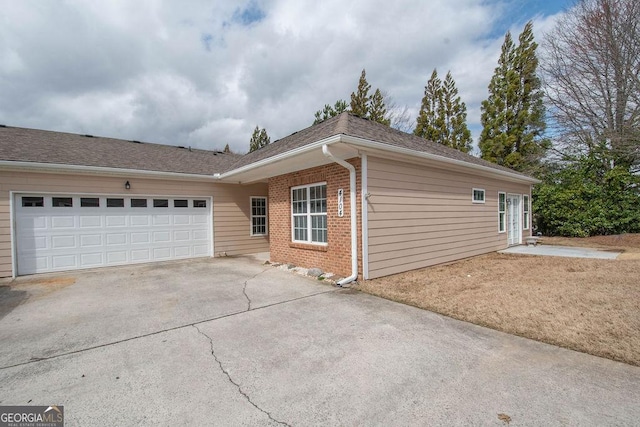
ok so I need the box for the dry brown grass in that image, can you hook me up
[358,234,640,366]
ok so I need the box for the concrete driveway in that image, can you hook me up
[0,257,638,426]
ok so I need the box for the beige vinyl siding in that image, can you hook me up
[0,170,268,277]
[366,157,530,279]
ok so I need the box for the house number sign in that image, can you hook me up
[337,189,344,217]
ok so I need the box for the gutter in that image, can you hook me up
[322,144,358,286]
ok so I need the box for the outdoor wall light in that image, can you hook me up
[125,181,131,190]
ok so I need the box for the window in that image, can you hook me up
[22,196,44,207]
[107,198,125,207]
[523,195,530,230]
[131,198,147,208]
[194,200,207,208]
[498,192,506,233]
[52,197,73,207]
[174,199,188,208]
[472,188,485,203]
[292,183,327,244]
[81,197,100,207]
[153,199,169,208]
[250,197,268,236]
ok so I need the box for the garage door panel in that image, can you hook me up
[173,215,190,225]
[80,216,102,228]
[130,216,149,226]
[174,246,190,257]
[52,254,76,269]
[152,247,171,259]
[192,215,208,224]
[51,216,75,228]
[174,230,190,241]
[153,231,170,242]
[15,194,212,275]
[192,229,209,240]
[18,236,48,251]
[107,251,127,264]
[80,234,102,247]
[80,253,103,266]
[131,249,150,261]
[193,245,209,256]
[131,232,150,244]
[106,233,127,246]
[153,215,170,225]
[51,235,76,249]
[106,216,127,227]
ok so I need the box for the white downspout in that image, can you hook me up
[322,144,358,286]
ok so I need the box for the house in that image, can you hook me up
[0,113,538,280]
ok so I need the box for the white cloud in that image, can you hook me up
[0,0,564,154]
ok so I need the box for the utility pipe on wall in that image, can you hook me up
[322,144,358,286]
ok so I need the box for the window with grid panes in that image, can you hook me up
[291,183,327,244]
[251,197,268,236]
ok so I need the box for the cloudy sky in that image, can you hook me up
[0,0,568,154]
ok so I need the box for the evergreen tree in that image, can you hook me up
[479,21,549,172]
[350,69,371,118]
[368,89,390,125]
[313,100,349,124]
[312,69,395,127]
[223,143,231,153]
[441,72,472,153]
[248,126,270,153]
[414,69,444,142]
[415,69,472,153]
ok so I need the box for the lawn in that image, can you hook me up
[357,234,640,366]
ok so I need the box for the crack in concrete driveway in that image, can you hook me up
[193,324,291,426]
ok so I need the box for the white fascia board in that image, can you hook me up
[217,135,343,180]
[218,133,539,184]
[339,135,541,184]
[0,160,218,181]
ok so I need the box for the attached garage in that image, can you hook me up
[14,194,213,275]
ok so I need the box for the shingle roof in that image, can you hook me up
[0,114,534,180]
[0,125,240,175]
[228,112,531,178]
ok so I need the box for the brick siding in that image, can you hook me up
[268,158,362,279]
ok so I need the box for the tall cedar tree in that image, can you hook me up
[441,72,472,153]
[248,126,270,153]
[415,70,472,153]
[479,21,549,172]
[415,70,444,142]
[368,89,390,125]
[350,69,371,118]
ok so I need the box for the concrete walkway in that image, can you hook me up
[500,244,620,259]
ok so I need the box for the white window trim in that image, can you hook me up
[498,192,506,233]
[523,194,530,230]
[291,182,328,245]
[250,196,268,236]
[472,188,486,204]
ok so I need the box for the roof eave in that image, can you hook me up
[0,160,219,181]
[217,134,343,181]
[219,133,540,185]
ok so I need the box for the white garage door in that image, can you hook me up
[14,194,213,275]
